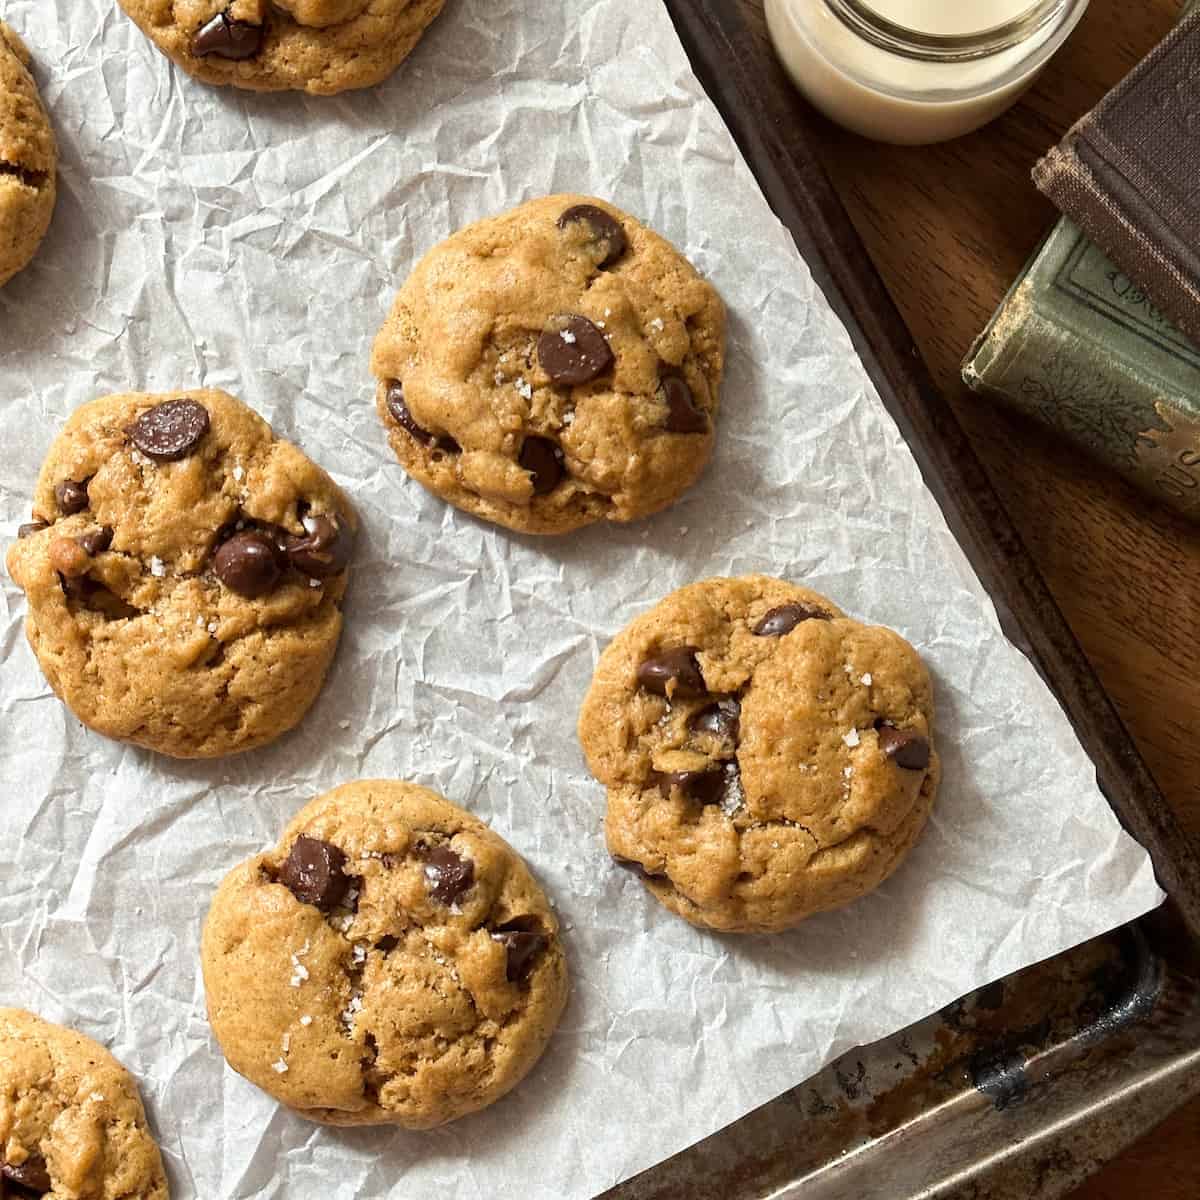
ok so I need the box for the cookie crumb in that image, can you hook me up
[843,729,861,748]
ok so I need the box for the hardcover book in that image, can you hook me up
[962,216,1200,518]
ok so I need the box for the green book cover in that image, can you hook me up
[962,216,1200,517]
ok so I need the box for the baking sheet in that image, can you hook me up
[0,1,1163,1197]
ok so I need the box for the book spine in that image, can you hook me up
[963,280,1200,517]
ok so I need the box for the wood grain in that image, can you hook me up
[732,0,1200,1195]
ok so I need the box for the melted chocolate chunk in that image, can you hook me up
[54,478,90,515]
[213,530,282,597]
[192,11,264,59]
[2,1156,51,1194]
[17,520,48,539]
[375,935,400,954]
[537,316,614,386]
[658,372,708,434]
[77,526,114,556]
[491,917,549,982]
[282,513,353,579]
[612,854,667,881]
[651,768,726,805]
[279,835,351,912]
[423,845,475,906]
[752,603,831,637]
[636,646,706,700]
[557,204,627,269]
[518,436,565,494]
[877,723,931,770]
[689,697,741,742]
[386,382,459,454]
[127,399,210,462]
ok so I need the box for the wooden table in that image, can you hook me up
[735,0,1200,1195]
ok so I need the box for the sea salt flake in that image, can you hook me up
[309,578,321,589]
[149,556,166,578]
[649,317,664,331]
[271,1059,288,1074]
[207,621,218,635]
[861,673,873,686]
[562,410,575,427]
[232,465,245,482]
[89,1092,105,1102]
[282,1033,291,1053]
[300,1015,313,1026]
[720,767,745,817]
[352,943,367,964]
[843,729,861,748]
[338,719,351,730]
[596,320,606,329]
[494,369,505,385]
[559,329,577,344]
[843,766,853,779]
[516,378,533,401]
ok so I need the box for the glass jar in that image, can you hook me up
[765,0,1091,145]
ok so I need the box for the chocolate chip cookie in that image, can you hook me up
[6,389,356,759]
[117,0,446,94]
[578,575,940,933]
[201,780,569,1128]
[0,1008,168,1199]
[371,194,726,534]
[0,23,56,288]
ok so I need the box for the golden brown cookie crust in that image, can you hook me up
[116,0,447,94]
[6,388,357,759]
[0,22,57,288]
[579,575,940,933]
[0,1008,168,1199]
[201,780,569,1129]
[371,194,726,534]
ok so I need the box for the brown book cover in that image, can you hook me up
[1033,10,1200,344]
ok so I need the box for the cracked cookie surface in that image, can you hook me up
[0,22,56,288]
[6,388,356,759]
[578,576,940,933]
[0,1008,168,1199]
[201,780,569,1128]
[371,194,725,534]
[116,0,446,94]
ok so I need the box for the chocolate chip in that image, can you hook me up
[752,603,831,637]
[537,316,614,386]
[77,526,114,556]
[557,204,628,269]
[423,845,474,906]
[54,478,89,515]
[213,531,282,597]
[651,768,726,805]
[658,372,708,434]
[2,1156,51,1194]
[192,11,264,59]
[689,697,741,742]
[491,918,549,982]
[279,835,351,912]
[877,724,931,770]
[282,513,353,579]
[127,399,210,462]
[612,854,667,881]
[636,646,706,700]
[17,520,48,539]
[518,436,565,494]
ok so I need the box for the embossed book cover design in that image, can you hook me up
[963,217,1200,517]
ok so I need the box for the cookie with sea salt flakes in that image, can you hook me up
[371,194,726,534]
[6,388,356,759]
[0,22,57,288]
[0,1008,168,1199]
[201,780,569,1129]
[116,0,446,95]
[578,575,940,934]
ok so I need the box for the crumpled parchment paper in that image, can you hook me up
[0,1,1163,1197]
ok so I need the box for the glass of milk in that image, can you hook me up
[765,0,1091,144]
